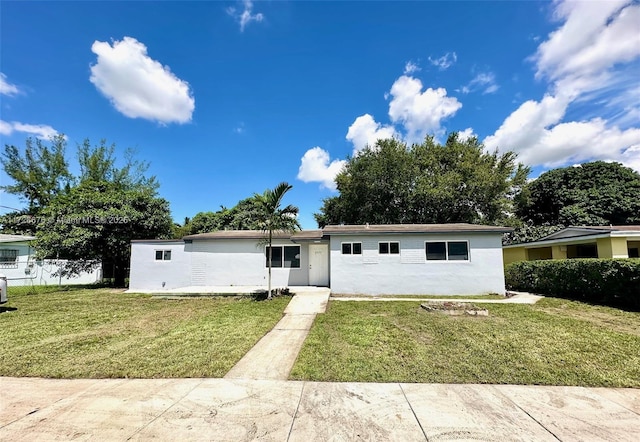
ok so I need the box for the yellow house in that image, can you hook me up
[503,226,640,265]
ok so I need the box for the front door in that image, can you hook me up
[308,244,329,286]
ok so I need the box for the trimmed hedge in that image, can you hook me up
[505,259,640,309]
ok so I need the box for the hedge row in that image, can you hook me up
[505,259,640,309]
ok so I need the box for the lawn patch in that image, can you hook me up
[290,299,640,387]
[0,288,288,378]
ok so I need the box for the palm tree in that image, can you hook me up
[254,182,301,299]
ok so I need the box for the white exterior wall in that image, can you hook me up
[128,239,309,290]
[190,239,308,287]
[128,241,192,291]
[0,242,101,287]
[329,233,506,295]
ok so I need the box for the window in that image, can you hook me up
[266,245,300,268]
[0,249,18,268]
[447,242,469,260]
[426,241,469,261]
[379,241,399,254]
[426,242,447,260]
[155,250,171,261]
[341,242,362,255]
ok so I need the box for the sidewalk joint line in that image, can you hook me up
[399,383,429,441]
[125,378,206,441]
[286,381,306,441]
[491,386,562,441]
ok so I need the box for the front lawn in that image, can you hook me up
[290,298,640,387]
[0,286,289,378]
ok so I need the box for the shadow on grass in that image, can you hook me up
[250,287,294,302]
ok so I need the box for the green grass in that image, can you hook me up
[330,293,506,299]
[290,297,640,387]
[0,286,289,378]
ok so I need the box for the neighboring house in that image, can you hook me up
[503,226,640,265]
[0,234,102,286]
[128,224,511,295]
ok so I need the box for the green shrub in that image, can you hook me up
[505,259,640,309]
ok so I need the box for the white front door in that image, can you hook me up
[308,244,329,286]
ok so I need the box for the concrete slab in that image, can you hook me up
[132,379,303,441]
[0,378,203,441]
[289,382,424,441]
[0,377,102,427]
[284,290,330,314]
[400,383,558,441]
[592,387,640,414]
[224,329,311,380]
[1,378,639,440]
[495,385,640,442]
[274,314,316,331]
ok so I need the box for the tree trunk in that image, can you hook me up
[267,230,273,300]
[113,261,127,287]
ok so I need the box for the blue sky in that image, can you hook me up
[1,0,639,229]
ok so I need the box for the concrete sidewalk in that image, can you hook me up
[1,377,638,441]
[224,287,330,380]
[331,292,544,304]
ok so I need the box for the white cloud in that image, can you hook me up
[297,147,346,190]
[428,52,457,70]
[299,72,463,189]
[346,114,397,154]
[0,73,20,96]
[0,120,61,139]
[534,0,637,83]
[457,128,476,142]
[485,0,640,173]
[90,37,195,124]
[387,75,462,143]
[403,61,420,75]
[227,0,264,32]
[484,95,640,171]
[459,71,499,95]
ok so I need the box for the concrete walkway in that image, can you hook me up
[331,292,544,304]
[224,287,330,380]
[1,377,639,441]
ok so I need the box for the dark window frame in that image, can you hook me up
[341,242,362,255]
[155,250,172,261]
[378,241,400,255]
[425,241,470,261]
[266,245,301,268]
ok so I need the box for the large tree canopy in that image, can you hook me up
[182,197,267,236]
[515,161,640,226]
[1,135,71,213]
[1,137,173,286]
[315,134,529,227]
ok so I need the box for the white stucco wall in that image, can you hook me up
[329,233,506,295]
[128,241,192,291]
[1,242,101,287]
[190,239,308,287]
[128,238,309,290]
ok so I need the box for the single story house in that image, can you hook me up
[0,234,102,286]
[503,226,640,265]
[128,223,511,296]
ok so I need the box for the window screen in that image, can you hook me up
[426,242,447,260]
[447,242,468,260]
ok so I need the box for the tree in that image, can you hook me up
[254,182,301,299]
[315,134,529,227]
[1,135,71,213]
[1,137,173,287]
[184,197,273,236]
[515,161,640,226]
